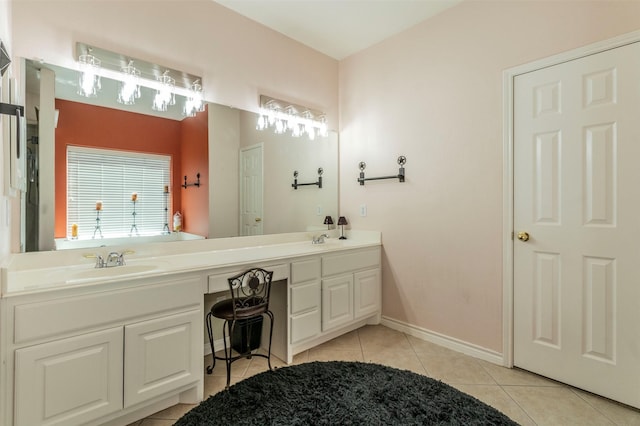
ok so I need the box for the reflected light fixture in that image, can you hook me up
[338,216,348,240]
[77,47,101,97]
[117,61,141,105]
[152,71,176,112]
[183,79,205,117]
[257,95,329,140]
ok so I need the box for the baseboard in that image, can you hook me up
[380,316,506,366]
[204,317,506,366]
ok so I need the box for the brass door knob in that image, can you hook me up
[517,231,530,242]
[255,218,262,222]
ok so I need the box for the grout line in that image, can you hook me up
[497,383,539,426]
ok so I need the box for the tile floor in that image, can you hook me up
[130,325,640,426]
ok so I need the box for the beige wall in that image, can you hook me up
[208,103,240,238]
[338,1,640,353]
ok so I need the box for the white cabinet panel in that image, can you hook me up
[291,258,321,283]
[14,327,123,426]
[290,309,321,344]
[124,309,201,408]
[321,275,354,332]
[322,248,380,277]
[14,277,202,345]
[291,280,320,315]
[354,269,381,319]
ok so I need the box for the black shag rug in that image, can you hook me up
[176,361,519,425]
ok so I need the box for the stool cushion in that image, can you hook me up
[211,298,268,320]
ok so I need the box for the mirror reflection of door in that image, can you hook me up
[240,144,263,236]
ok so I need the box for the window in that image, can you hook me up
[67,146,171,239]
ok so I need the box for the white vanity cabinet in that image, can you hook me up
[289,258,322,344]
[1,231,383,424]
[7,274,203,426]
[321,247,381,333]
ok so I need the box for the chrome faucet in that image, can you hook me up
[94,254,105,268]
[312,234,329,244]
[91,252,126,268]
[86,249,133,268]
[106,252,125,267]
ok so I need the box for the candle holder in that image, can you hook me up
[129,199,139,236]
[162,189,170,234]
[93,210,103,239]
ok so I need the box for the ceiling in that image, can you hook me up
[213,0,463,60]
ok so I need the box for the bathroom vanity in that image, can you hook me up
[0,231,381,426]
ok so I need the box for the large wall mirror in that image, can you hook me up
[22,59,338,252]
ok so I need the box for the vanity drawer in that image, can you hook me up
[290,280,320,315]
[290,309,321,344]
[291,258,321,284]
[322,247,380,277]
[207,263,288,293]
[14,277,202,345]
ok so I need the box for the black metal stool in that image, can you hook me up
[205,268,274,388]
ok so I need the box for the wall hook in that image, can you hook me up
[357,156,406,185]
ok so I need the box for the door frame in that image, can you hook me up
[501,29,640,368]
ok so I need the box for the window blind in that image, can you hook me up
[67,146,171,239]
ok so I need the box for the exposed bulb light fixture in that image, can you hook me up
[183,79,205,117]
[257,95,329,140]
[77,48,101,97]
[117,61,141,105]
[152,71,176,112]
[75,43,204,118]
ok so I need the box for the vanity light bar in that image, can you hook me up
[257,95,328,139]
[75,42,202,100]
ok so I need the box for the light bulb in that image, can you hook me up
[275,119,284,134]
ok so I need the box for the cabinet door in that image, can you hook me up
[321,274,354,332]
[354,268,381,319]
[124,309,201,408]
[14,327,123,426]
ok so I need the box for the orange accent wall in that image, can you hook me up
[54,99,187,238]
[180,106,209,237]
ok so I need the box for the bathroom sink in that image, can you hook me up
[66,263,160,283]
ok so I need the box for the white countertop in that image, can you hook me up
[1,230,381,297]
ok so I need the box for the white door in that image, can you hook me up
[239,144,263,236]
[513,41,640,408]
